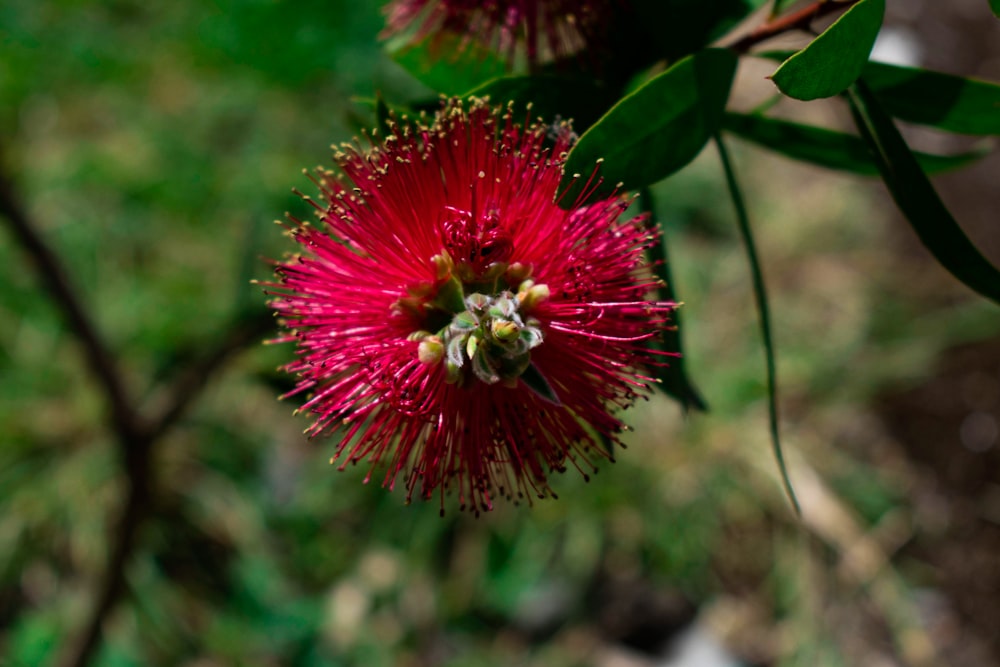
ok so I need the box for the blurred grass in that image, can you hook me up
[2,1,1000,666]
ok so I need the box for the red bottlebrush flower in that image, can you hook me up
[383,0,611,69]
[267,99,673,514]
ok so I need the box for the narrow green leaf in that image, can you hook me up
[388,35,505,95]
[557,48,737,205]
[714,133,799,514]
[463,75,612,134]
[762,51,1000,134]
[723,112,988,175]
[863,62,1000,135]
[847,82,1000,306]
[771,0,885,100]
[640,190,707,412]
[992,0,1000,18]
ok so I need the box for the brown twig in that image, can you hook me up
[1,151,272,667]
[144,308,275,442]
[0,149,150,667]
[54,308,270,667]
[56,449,152,667]
[0,151,138,440]
[726,0,862,54]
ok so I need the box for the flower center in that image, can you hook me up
[391,211,559,402]
[409,270,551,375]
[438,291,544,386]
[395,267,558,401]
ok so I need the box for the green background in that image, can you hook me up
[2,1,1000,665]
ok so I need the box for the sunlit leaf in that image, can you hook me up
[558,49,737,205]
[723,112,989,174]
[771,0,885,100]
[847,82,1000,306]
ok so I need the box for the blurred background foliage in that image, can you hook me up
[1,1,1000,666]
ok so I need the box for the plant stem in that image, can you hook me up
[0,153,137,440]
[727,0,862,54]
[0,151,271,667]
[56,452,152,667]
[144,309,275,441]
[713,133,800,515]
[0,151,149,667]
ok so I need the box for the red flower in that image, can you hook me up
[267,99,673,514]
[383,0,611,69]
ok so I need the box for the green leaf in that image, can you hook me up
[762,52,1000,134]
[388,35,505,95]
[771,0,885,100]
[463,75,612,134]
[640,190,707,412]
[557,49,737,205]
[847,82,1000,306]
[992,0,1000,18]
[723,112,989,174]
[863,62,1000,135]
[714,133,799,515]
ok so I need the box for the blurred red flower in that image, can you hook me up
[383,0,611,69]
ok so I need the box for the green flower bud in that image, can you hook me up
[505,262,533,284]
[417,336,444,365]
[415,289,547,387]
[491,319,520,342]
[431,251,454,281]
[518,282,550,311]
[465,331,480,360]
